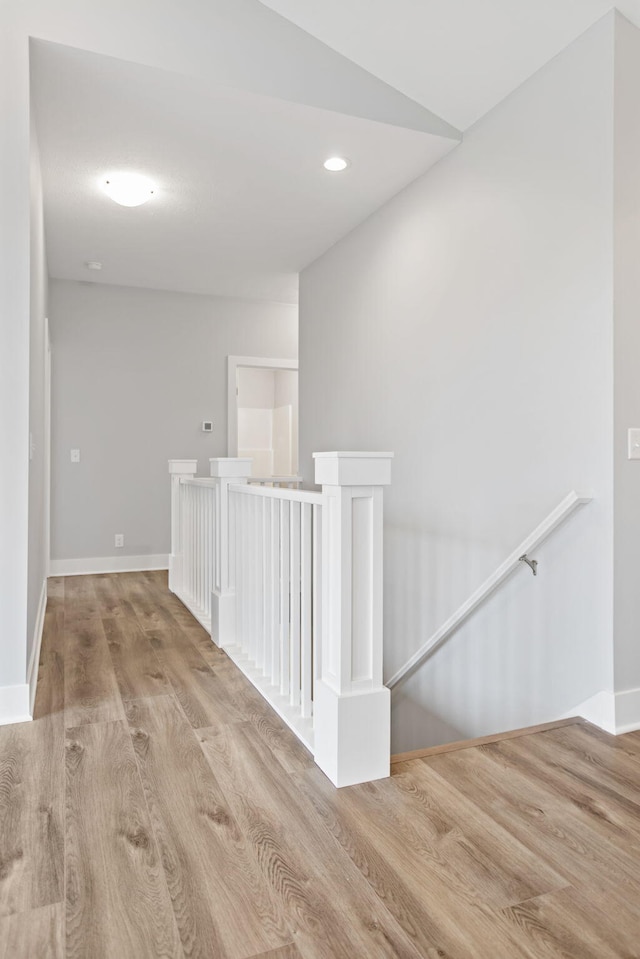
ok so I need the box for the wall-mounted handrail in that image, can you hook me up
[387,489,594,690]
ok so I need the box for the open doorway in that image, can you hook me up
[227,356,298,478]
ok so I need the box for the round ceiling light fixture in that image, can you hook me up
[100,172,156,207]
[323,156,350,173]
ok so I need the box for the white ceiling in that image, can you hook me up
[260,0,636,131]
[32,1,640,302]
[31,39,457,304]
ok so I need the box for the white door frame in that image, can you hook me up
[227,355,297,457]
[44,317,51,577]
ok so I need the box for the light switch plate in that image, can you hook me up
[70,448,80,463]
[628,429,640,460]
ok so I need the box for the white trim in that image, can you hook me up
[50,553,169,577]
[388,489,595,689]
[44,317,51,578]
[559,690,616,734]
[613,686,640,734]
[227,355,297,457]
[0,684,31,726]
[27,579,48,714]
[559,687,640,735]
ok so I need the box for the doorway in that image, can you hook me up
[227,356,298,478]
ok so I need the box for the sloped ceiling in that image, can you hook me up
[259,0,635,130]
[28,0,640,301]
[32,38,458,303]
[29,0,465,302]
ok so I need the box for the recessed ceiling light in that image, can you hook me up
[323,156,350,173]
[85,260,102,270]
[101,172,156,207]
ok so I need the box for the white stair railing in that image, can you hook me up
[168,452,393,787]
[168,461,218,631]
[388,489,595,690]
[228,482,322,748]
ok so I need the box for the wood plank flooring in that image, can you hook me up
[2,572,640,957]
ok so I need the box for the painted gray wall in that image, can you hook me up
[614,14,640,700]
[50,280,297,562]
[300,17,615,752]
[27,104,49,669]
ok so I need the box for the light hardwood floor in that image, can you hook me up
[2,571,640,957]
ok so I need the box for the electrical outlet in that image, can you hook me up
[114,534,124,548]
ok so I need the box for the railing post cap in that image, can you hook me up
[168,459,198,475]
[209,457,254,479]
[313,451,393,487]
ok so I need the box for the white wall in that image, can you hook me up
[237,367,299,475]
[238,368,276,408]
[275,369,298,473]
[613,14,640,727]
[50,279,296,568]
[300,17,615,751]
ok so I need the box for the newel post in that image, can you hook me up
[209,457,253,647]
[313,451,394,787]
[168,459,198,595]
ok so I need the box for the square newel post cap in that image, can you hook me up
[313,451,394,487]
[209,457,253,479]
[168,459,198,475]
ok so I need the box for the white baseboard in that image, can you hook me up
[613,686,640,734]
[560,687,640,735]
[0,683,31,726]
[49,553,169,577]
[560,689,617,734]
[27,579,48,715]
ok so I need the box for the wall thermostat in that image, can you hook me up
[202,421,213,433]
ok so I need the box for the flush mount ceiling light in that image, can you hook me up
[100,172,156,207]
[323,156,350,172]
[85,260,102,270]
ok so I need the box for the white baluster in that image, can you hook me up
[196,488,201,612]
[290,501,301,707]
[168,460,197,595]
[183,484,189,599]
[261,497,270,677]
[205,488,212,619]
[300,502,312,719]
[312,502,322,696]
[271,499,280,685]
[189,485,195,601]
[247,494,255,661]
[233,491,244,653]
[279,499,290,697]
[209,458,252,647]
